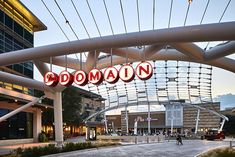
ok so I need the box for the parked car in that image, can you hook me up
[204,129,225,140]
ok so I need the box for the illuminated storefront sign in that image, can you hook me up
[44,62,153,87]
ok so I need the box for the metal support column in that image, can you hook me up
[219,118,226,132]
[170,104,174,135]
[195,109,200,134]
[54,92,64,145]
[125,105,129,135]
[0,96,45,123]
[104,112,108,134]
[148,101,151,135]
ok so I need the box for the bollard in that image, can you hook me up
[135,136,138,144]
[230,141,232,148]
[147,136,149,143]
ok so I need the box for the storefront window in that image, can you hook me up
[0,109,33,140]
[0,109,9,140]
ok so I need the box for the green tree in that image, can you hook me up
[42,86,82,134]
[62,86,82,127]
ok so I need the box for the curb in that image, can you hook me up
[194,145,227,157]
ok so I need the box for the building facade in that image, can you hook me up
[42,87,105,138]
[0,0,46,144]
[106,102,221,135]
[183,103,221,132]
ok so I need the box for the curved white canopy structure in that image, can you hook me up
[1,0,235,143]
[84,101,228,123]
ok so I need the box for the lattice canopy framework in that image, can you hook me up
[85,60,212,108]
[0,0,235,143]
[0,0,235,106]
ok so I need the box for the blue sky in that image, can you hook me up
[20,0,235,109]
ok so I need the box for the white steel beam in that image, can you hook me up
[102,44,165,60]
[125,106,129,135]
[34,60,66,92]
[104,112,108,134]
[170,42,204,60]
[195,109,200,134]
[38,41,234,72]
[97,50,235,73]
[147,102,151,135]
[144,44,165,59]
[85,101,227,124]
[33,60,61,97]
[205,41,235,60]
[0,71,54,92]
[102,48,141,60]
[84,51,100,72]
[0,96,45,123]
[34,60,50,76]
[0,22,235,66]
[219,119,226,132]
[40,56,85,71]
[170,104,174,135]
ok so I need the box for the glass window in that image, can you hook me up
[4,13,13,29]
[0,29,3,35]
[17,112,26,138]
[14,39,23,50]
[0,10,4,23]
[13,64,23,73]
[24,62,33,70]
[5,43,13,52]
[5,33,12,41]
[5,86,12,90]
[14,21,23,37]
[0,109,8,116]
[0,109,33,140]
[0,109,9,140]
[23,87,29,94]
[24,68,33,78]
[24,29,33,44]
[13,84,23,92]
[8,114,18,139]
[4,82,12,89]
[0,44,4,53]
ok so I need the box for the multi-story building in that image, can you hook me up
[71,87,105,136]
[106,102,221,135]
[42,87,106,138]
[183,103,221,132]
[0,0,46,144]
[107,111,165,135]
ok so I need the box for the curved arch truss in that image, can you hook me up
[87,60,212,108]
[84,101,228,132]
[0,22,234,104]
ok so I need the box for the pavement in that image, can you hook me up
[44,140,233,157]
[0,139,234,157]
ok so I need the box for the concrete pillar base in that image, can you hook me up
[56,141,64,147]
[54,92,64,143]
[33,108,42,142]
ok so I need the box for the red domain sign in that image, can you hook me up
[44,62,153,87]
